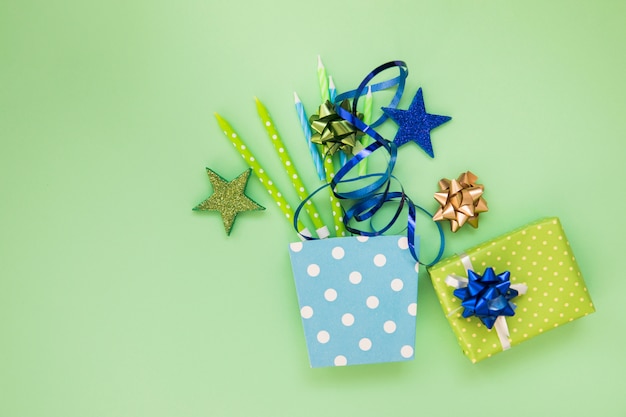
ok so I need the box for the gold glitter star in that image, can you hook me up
[194,168,265,235]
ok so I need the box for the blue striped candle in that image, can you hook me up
[294,92,325,181]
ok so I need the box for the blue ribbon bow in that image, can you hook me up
[453,267,520,329]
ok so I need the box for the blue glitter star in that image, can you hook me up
[382,88,451,158]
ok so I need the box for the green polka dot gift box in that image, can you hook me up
[427,217,595,363]
[289,235,419,368]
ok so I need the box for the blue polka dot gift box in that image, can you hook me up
[288,235,419,368]
[427,217,595,363]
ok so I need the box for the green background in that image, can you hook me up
[1,0,624,416]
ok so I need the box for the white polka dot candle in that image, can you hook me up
[427,217,595,363]
[214,112,309,237]
[288,235,420,367]
[254,97,329,239]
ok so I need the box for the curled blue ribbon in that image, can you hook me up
[294,61,445,266]
[453,267,519,329]
[335,60,408,128]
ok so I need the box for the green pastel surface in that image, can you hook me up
[428,218,594,363]
[2,1,626,416]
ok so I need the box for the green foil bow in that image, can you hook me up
[309,100,363,156]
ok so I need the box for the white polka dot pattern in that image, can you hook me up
[255,98,328,233]
[428,217,595,363]
[289,235,419,367]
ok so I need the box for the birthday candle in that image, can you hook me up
[255,97,330,239]
[323,154,347,237]
[358,85,373,176]
[294,92,325,181]
[328,75,337,103]
[316,57,347,236]
[329,76,347,167]
[214,112,311,238]
[317,55,330,103]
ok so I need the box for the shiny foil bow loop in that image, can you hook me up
[451,268,518,329]
[446,255,527,350]
[433,171,488,232]
[309,99,363,156]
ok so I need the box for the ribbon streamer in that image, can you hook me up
[335,61,408,129]
[446,254,527,350]
[295,61,445,266]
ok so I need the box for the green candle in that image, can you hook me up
[214,112,310,237]
[323,155,347,237]
[316,57,346,237]
[359,85,373,176]
[255,97,329,239]
[317,55,330,103]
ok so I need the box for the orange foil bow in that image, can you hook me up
[433,171,488,232]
